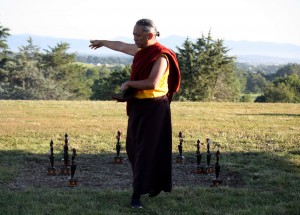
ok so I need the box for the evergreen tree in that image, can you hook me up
[3,37,67,99]
[0,24,11,67]
[176,33,237,101]
[41,42,93,99]
[176,38,200,100]
[0,24,14,98]
[19,37,41,60]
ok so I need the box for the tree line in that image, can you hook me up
[1,24,300,102]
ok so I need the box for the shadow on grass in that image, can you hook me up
[289,150,300,155]
[1,149,299,191]
[1,150,300,215]
[238,113,300,117]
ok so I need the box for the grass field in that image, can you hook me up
[0,100,299,215]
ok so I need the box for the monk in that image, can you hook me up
[89,18,180,209]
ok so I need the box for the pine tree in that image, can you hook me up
[0,24,11,65]
[176,32,237,101]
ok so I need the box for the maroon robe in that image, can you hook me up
[130,42,181,102]
[126,42,181,195]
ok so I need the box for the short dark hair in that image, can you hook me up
[136,18,160,37]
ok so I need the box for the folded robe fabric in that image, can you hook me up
[131,42,181,101]
[112,42,181,116]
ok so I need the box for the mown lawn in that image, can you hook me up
[0,100,299,215]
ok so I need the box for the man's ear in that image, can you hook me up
[148,32,154,40]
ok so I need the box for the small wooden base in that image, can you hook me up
[114,156,123,164]
[192,165,214,174]
[60,167,70,175]
[176,156,185,164]
[202,166,215,174]
[68,179,78,187]
[192,166,203,174]
[47,167,57,175]
[210,179,223,187]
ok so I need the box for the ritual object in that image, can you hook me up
[176,131,185,163]
[211,149,223,187]
[114,131,123,164]
[202,138,214,174]
[195,139,202,173]
[47,139,57,175]
[60,133,70,175]
[68,148,78,187]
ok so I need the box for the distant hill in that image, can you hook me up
[7,34,300,65]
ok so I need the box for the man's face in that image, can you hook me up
[133,25,149,48]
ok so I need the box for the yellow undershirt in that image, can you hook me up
[134,54,169,99]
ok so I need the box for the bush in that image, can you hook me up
[254,95,266,103]
[240,94,252,102]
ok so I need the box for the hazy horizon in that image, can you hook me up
[7,33,300,65]
[1,0,300,46]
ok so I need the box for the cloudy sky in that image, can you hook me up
[1,0,300,45]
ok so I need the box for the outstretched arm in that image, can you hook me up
[89,40,138,56]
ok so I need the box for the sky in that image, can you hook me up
[1,0,300,46]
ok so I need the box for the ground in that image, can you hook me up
[9,153,243,191]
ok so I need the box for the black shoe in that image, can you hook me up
[131,198,143,209]
[149,189,161,198]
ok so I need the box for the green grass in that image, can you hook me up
[0,100,299,215]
